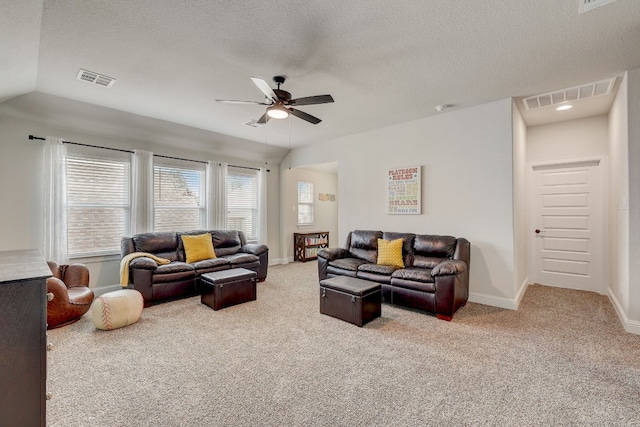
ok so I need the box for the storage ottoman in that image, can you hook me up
[200,268,257,311]
[320,276,381,327]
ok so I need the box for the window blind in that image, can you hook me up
[297,181,314,225]
[226,168,258,240]
[66,154,130,256]
[154,164,205,232]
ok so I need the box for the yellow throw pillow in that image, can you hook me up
[377,238,404,268]
[182,233,216,263]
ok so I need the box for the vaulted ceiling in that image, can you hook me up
[2,1,639,158]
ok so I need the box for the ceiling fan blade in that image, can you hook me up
[289,94,334,106]
[289,108,322,124]
[251,77,279,103]
[257,112,270,124]
[215,99,270,105]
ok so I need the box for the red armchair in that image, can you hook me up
[46,261,94,329]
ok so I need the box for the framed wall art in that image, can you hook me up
[387,166,421,214]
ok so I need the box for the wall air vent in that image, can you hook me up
[243,119,264,128]
[76,69,116,88]
[578,0,617,14]
[522,77,616,111]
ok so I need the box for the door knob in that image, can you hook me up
[535,229,541,234]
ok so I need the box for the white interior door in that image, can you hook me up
[530,159,604,293]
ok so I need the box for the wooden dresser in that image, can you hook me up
[0,250,51,426]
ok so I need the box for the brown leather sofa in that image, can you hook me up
[121,230,268,305]
[317,230,470,320]
[46,261,95,329]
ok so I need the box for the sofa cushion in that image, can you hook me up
[211,230,243,256]
[154,262,195,275]
[349,230,382,263]
[413,235,457,268]
[329,257,370,272]
[191,257,230,271]
[181,233,216,263]
[377,238,404,268]
[132,232,179,261]
[358,263,397,275]
[151,262,196,284]
[391,267,435,283]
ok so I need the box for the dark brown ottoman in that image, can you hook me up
[200,268,257,311]
[319,276,381,327]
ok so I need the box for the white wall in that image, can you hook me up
[288,98,518,307]
[627,68,640,323]
[0,110,282,290]
[281,167,338,262]
[527,115,609,162]
[608,72,629,318]
[512,101,528,305]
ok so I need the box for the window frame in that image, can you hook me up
[226,167,259,241]
[297,180,314,226]
[65,148,131,258]
[153,160,206,233]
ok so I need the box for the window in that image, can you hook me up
[66,153,130,257]
[154,163,205,232]
[297,181,314,225]
[226,167,258,240]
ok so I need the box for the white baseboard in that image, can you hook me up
[608,288,640,335]
[268,258,289,266]
[468,278,528,311]
[468,291,518,310]
[514,277,530,309]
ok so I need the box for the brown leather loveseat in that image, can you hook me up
[317,230,470,320]
[121,230,268,305]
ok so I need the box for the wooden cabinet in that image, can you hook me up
[0,250,51,427]
[294,232,329,262]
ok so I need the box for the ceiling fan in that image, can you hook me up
[216,76,334,125]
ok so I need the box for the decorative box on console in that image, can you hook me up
[200,268,257,311]
[320,276,381,327]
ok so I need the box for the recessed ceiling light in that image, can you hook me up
[556,104,574,111]
[435,104,452,112]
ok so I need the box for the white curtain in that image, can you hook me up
[256,168,268,244]
[130,150,154,234]
[43,136,68,263]
[206,161,227,229]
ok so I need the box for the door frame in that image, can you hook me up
[527,155,609,295]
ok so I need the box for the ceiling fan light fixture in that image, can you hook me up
[267,105,289,119]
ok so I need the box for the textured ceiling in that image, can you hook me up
[1,0,640,154]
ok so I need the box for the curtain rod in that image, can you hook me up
[28,135,268,171]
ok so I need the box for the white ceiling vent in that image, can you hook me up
[578,0,617,14]
[522,77,616,111]
[76,69,116,88]
[243,119,264,128]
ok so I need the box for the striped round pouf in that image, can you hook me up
[92,289,143,330]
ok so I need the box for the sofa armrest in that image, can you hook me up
[129,257,159,270]
[239,244,269,280]
[432,259,467,277]
[317,247,350,261]
[240,243,269,256]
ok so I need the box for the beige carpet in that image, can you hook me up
[47,261,640,426]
